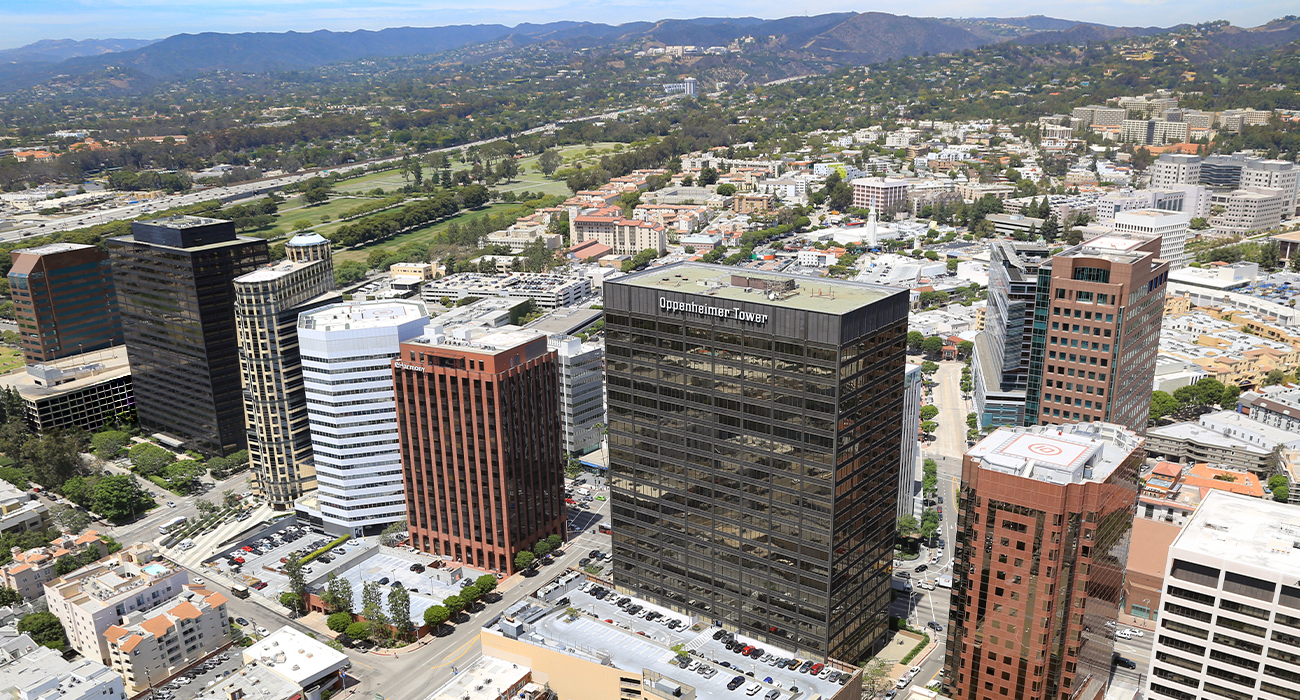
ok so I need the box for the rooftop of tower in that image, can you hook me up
[616,261,898,315]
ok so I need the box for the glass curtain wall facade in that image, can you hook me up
[8,243,123,364]
[108,217,268,455]
[945,423,1143,700]
[604,263,908,663]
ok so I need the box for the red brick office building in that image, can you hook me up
[392,328,566,574]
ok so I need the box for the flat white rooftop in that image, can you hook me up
[969,422,1139,485]
[236,258,322,283]
[299,300,428,331]
[1174,490,1300,571]
[1082,236,1145,251]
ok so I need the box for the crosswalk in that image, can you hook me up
[163,504,277,570]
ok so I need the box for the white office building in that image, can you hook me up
[1151,153,1202,189]
[1113,209,1191,270]
[298,301,430,537]
[1242,159,1300,215]
[1145,490,1300,700]
[549,335,605,456]
[0,638,125,700]
[900,363,923,518]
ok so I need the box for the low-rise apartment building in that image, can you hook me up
[1145,410,1300,476]
[0,482,46,537]
[104,585,230,693]
[1,530,109,600]
[571,208,667,255]
[0,636,126,700]
[44,544,189,663]
[422,273,591,309]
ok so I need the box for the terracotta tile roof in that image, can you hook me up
[203,592,228,607]
[169,601,203,620]
[75,531,100,546]
[7,564,29,574]
[119,634,143,653]
[1152,461,1182,479]
[140,615,173,639]
[1185,462,1264,498]
[104,625,130,643]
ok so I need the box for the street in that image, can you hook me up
[889,358,969,691]
[147,473,614,700]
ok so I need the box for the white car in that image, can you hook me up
[255,626,270,636]
[193,578,204,585]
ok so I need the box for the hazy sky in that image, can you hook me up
[0,0,1292,50]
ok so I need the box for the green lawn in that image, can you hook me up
[334,169,414,194]
[0,347,24,375]
[332,202,523,264]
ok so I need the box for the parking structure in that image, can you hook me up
[561,584,851,696]
[319,551,494,629]
[146,650,240,700]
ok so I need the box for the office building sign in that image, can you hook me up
[657,297,770,324]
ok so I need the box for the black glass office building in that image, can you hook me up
[108,216,269,456]
[604,262,908,663]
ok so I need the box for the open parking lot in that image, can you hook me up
[204,525,364,600]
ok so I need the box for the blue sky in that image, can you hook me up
[0,0,1293,50]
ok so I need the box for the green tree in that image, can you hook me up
[460,584,483,608]
[1266,369,1286,386]
[538,150,563,177]
[443,594,465,618]
[476,574,498,596]
[91,431,130,461]
[1269,474,1289,491]
[379,519,407,546]
[920,405,939,421]
[344,622,371,640]
[322,572,354,613]
[907,331,925,353]
[545,534,562,550]
[861,659,893,697]
[533,540,552,558]
[361,581,390,639]
[388,586,413,639]
[1276,486,1290,502]
[128,443,174,477]
[1149,391,1180,421]
[279,591,302,610]
[1220,384,1242,408]
[920,509,941,540]
[327,612,353,633]
[0,587,20,607]
[18,611,67,650]
[897,515,920,538]
[514,551,536,570]
[283,554,307,613]
[423,605,450,632]
[716,183,737,196]
[920,421,938,434]
[91,474,151,522]
[49,504,89,534]
[921,336,944,356]
[920,360,939,375]
[461,184,490,209]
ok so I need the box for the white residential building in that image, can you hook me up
[1113,209,1191,270]
[298,301,430,538]
[1,530,109,601]
[421,273,591,310]
[850,177,909,215]
[900,364,923,519]
[0,637,125,700]
[103,585,230,693]
[1144,490,1300,700]
[44,544,188,664]
[549,336,605,456]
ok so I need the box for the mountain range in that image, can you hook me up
[1,13,1295,94]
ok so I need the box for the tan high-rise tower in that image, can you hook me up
[235,233,339,508]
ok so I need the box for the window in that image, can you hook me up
[1169,559,1219,588]
[1223,572,1275,602]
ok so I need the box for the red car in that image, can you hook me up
[252,582,268,590]
[232,556,245,564]
[811,663,824,674]
[280,557,288,563]
[241,546,254,552]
